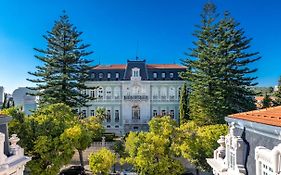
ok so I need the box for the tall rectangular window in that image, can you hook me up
[106,110,111,122]
[153,110,157,117]
[107,73,111,79]
[90,110,95,116]
[90,90,95,98]
[161,110,166,116]
[116,73,119,79]
[170,110,174,119]
[82,110,87,118]
[115,110,120,122]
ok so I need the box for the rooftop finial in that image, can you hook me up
[136,40,139,60]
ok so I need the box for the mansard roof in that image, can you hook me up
[229,106,281,127]
[92,63,186,70]
[90,59,186,81]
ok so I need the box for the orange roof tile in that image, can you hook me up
[147,64,186,69]
[92,64,186,70]
[93,65,126,70]
[255,96,276,101]
[229,106,281,127]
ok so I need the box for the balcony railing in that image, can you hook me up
[124,95,148,101]
[124,119,148,124]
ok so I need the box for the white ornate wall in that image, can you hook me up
[84,79,184,135]
[0,132,31,175]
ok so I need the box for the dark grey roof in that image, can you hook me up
[89,59,186,81]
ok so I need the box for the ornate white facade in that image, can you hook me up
[79,60,186,135]
[207,106,281,175]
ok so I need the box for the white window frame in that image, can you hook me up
[169,72,174,78]
[153,72,157,78]
[162,72,166,78]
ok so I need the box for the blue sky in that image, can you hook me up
[0,0,281,93]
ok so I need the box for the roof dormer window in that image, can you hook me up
[99,73,103,79]
[162,72,166,79]
[153,72,157,79]
[132,68,140,78]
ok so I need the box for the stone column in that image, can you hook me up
[102,136,106,147]
[0,132,7,164]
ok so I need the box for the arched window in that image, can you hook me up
[98,87,104,99]
[132,105,140,120]
[169,87,176,100]
[160,87,167,99]
[152,87,158,99]
[114,87,120,99]
[105,87,112,99]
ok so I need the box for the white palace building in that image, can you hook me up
[79,59,186,135]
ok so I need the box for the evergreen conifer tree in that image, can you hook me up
[27,13,94,108]
[181,3,260,125]
[2,93,7,109]
[179,83,189,125]
[262,93,271,108]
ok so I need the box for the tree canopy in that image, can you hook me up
[89,148,116,175]
[27,13,94,108]
[124,116,184,175]
[181,2,260,125]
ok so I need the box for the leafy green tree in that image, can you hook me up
[89,148,116,175]
[27,13,94,108]
[174,122,228,171]
[24,103,76,175]
[179,82,190,125]
[62,116,104,168]
[262,93,272,108]
[0,107,27,146]
[124,116,184,175]
[181,2,260,125]
[274,76,281,105]
[95,107,106,121]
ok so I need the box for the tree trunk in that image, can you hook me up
[78,149,84,168]
[196,168,199,175]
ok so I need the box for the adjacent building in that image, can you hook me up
[79,59,186,135]
[12,87,37,115]
[0,86,4,106]
[207,106,281,175]
[0,115,30,175]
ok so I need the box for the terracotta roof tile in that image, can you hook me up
[92,65,126,70]
[229,106,281,127]
[147,64,186,69]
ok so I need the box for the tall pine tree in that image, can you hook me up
[262,93,272,108]
[181,3,260,125]
[179,83,189,125]
[27,13,94,108]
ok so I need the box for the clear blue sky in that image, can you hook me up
[0,0,281,93]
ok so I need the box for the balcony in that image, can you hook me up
[123,95,148,101]
[124,119,148,124]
